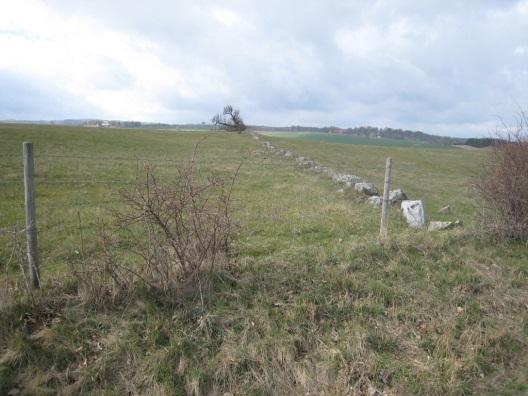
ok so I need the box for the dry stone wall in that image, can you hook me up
[252,133,460,231]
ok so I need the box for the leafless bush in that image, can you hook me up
[476,111,528,240]
[84,157,240,299]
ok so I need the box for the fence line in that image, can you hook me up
[2,139,405,290]
[1,151,424,172]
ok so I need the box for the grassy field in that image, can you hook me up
[259,131,452,149]
[0,123,527,395]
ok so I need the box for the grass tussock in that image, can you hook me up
[1,234,527,395]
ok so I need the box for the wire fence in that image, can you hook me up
[0,146,434,216]
[1,137,425,282]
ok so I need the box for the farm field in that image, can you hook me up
[1,123,527,395]
[259,131,453,149]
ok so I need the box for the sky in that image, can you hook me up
[1,0,527,137]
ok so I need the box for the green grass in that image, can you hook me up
[259,131,453,149]
[0,123,527,395]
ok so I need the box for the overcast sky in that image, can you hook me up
[1,1,527,137]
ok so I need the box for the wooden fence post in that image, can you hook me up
[379,157,392,241]
[23,142,40,289]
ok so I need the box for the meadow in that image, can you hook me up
[0,123,527,395]
[259,131,453,149]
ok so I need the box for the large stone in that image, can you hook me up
[367,196,382,208]
[401,200,426,228]
[355,182,379,196]
[389,188,408,204]
[428,220,461,231]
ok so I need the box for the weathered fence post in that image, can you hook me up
[379,157,392,241]
[23,142,40,289]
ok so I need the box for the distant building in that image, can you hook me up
[332,128,345,134]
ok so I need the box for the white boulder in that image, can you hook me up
[401,200,426,229]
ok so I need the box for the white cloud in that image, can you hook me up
[212,8,243,28]
[334,19,434,59]
[0,0,231,120]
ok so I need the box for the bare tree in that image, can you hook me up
[212,105,246,133]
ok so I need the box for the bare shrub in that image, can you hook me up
[85,158,240,299]
[476,111,528,240]
[66,227,130,307]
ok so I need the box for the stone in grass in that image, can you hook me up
[438,205,451,214]
[313,165,330,174]
[389,188,408,204]
[401,200,426,229]
[428,220,461,231]
[367,196,382,208]
[332,173,362,186]
[354,182,379,196]
[301,160,315,168]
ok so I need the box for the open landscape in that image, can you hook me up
[2,1,528,394]
[1,123,527,395]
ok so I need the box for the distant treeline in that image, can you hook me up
[252,125,466,145]
[464,138,506,148]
